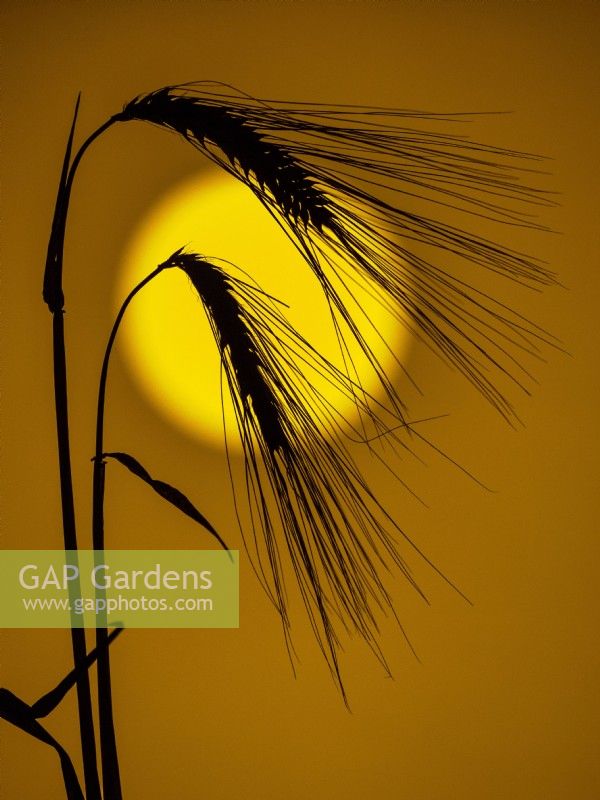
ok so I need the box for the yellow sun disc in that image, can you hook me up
[117,167,407,450]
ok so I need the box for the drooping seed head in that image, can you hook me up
[164,251,287,451]
[120,86,332,231]
[159,247,434,695]
[121,83,559,421]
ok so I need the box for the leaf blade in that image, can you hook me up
[1,691,84,800]
[31,627,124,719]
[104,452,230,553]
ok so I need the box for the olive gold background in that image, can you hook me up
[1,2,599,799]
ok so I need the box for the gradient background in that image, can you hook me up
[1,2,599,798]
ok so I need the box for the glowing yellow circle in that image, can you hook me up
[117,167,407,450]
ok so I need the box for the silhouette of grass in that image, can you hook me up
[99,251,467,700]
[29,83,558,799]
[42,95,103,800]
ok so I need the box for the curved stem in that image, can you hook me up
[44,100,120,800]
[44,113,121,313]
[95,266,166,479]
[92,265,166,800]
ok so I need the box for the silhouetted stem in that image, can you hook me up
[92,265,165,800]
[44,98,121,800]
[52,313,101,800]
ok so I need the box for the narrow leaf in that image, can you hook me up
[1,690,84,800]
[104,452,230,552]
[31,626,123,719]
[43,92,81,311]
[1,627,124,798]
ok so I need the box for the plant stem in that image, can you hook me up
[44,99,120,800]
[52,312,101,800]
[92,265,165,800]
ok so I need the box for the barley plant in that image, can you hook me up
[1,82,557,799]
